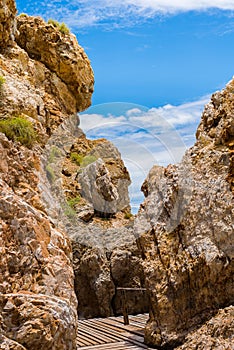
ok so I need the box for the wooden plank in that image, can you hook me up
[77,328,103,346]
[109,316,145,329]
[81,319,133,341]
[77,313,149,349]
[79,341,145,349]
[79,323,120,343]
[82,320,148,349]
[97,318,144,336]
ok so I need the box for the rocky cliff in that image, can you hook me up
[0,0,94,348]
[135,80,234,348]
[0,0,233,348]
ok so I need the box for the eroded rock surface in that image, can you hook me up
[60,134,148,318]
[0,0,16,49]
[16,15,94,111]
[177,306,234,350]
[0,1,94,348]
[62,134,131,218]
[135,79,234,348]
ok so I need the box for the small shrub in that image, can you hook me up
[48,146,61,163]
[70,152,84,165]
[0,75,6,89]
[82,155,97,167]
[67,195,81,208]
[18,13,27,17]
[59,22,70,35]
[0,116,36,147]
[46,165,55,183]
[124,212,133,220]
[48,18,60,28]
[70,153,96,167]
[61,203,76,219]
[64,206,76,219]
[48,19,70,34]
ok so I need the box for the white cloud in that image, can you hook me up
[80,95,210,209]
[22,1,234,29]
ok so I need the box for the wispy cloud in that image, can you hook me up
[80,96,210,210]
[19,0,234,29]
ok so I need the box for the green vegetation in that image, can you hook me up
[0,116,37,147]
[63,195,81,219]
[64,206,76,219]
[48,146,61,163]
[46,165,55,183]
[82,155,97,167]
[70,152,84,165]
[61,202,76,219]
[18,13,27,17]
[0,75,6,89]
[124,212,133,220]
[59,22,70,35]
[70,152,96,167]
[48,19,70,34]
[67,195,81,208]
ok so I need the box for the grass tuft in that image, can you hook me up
[48,19,70,34]
[0,116,37,147]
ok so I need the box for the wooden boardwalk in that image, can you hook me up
[77,314,154,349]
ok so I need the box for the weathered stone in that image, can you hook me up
[76,204,95,222]
[134,79,234,348]
[0,1,94,347]
[177,306,234,350]
[73,246,115,318]
[78,158,120,215]
[0,335,27,349]
[59,134,148,318]
[0,0,16,49]
[16,15,94,111]
[63,135,131,217]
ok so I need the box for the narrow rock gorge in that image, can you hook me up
[0,1,233,349]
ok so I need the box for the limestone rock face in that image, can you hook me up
[177,306,234,350]
[0,0,16,49]
[72,230,148,319]
[16,15,94,111]
[135,79,234,348]
[61,134,147,318]
[0,134,77,349]
[0,1,94,348]
[0,17,93,137]
[62,134,131,218]
[77,146,130,216]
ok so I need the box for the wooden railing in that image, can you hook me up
[116,287,148,325]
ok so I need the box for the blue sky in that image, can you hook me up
[16,1,234,211]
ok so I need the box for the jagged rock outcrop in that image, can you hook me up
[0,0,16,49]
[135,79,234,348]
[16,15,94,111]
[0,1,94,348]
[62,134,131,218]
